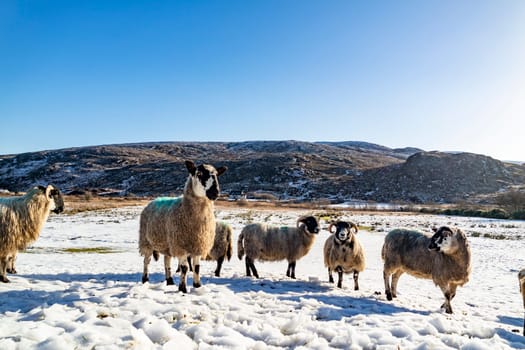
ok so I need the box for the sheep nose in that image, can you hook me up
[206,188,219,200]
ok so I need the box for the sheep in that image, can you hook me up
[0,185,64,282]
[382,226,471,314]
[237,216,319,279]
[177,221,233,277]
[139,160,227,293]
[518,269,525,336]
[323,221,365,289]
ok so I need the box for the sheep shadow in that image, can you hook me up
[208,275,431,320]
[494,328,525,348]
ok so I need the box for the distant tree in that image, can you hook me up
[495,190,525,213]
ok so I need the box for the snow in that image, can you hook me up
[1,206,525,349]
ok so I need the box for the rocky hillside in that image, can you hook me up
[0,141,523,204]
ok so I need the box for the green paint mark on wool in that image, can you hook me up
[153,196,183,210]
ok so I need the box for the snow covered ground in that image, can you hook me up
[1,205,524,349]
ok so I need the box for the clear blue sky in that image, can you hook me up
[1,1,524,160]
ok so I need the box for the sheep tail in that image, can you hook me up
[237,232,245,260]
[153,251,160,261]
[226,230,233,261]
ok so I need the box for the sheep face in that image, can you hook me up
[329,221,358,242]
[428,226,460,254]
[298,216,320,235]
[185,161,227,200]
[39,185,64,214]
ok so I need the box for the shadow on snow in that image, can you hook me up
[0,272,431,320]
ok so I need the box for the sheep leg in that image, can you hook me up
[176,255,193,273]
[142,254,151,283]
[246,256,259,278]
[337,267,343,288]
[177,255,188,293]
[192,255,202,288]
[187,255,193,272]
[441,284,457,314]
[7,255,17,274]
[390,271,403,298]
[353,271,359,291]
[383,270,393,301]
[164,255,174,285]
[0,258,10,283]
[328,268,334,283]
[215,255,225,277]
[286,261,296,279]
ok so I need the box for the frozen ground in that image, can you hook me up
[0,205,524,349]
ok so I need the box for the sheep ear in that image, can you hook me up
[431,226,438,233]
[216,166,227,176]
[185,161,196,175]
[45,185,54,198]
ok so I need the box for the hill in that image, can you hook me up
[1,141,524,204]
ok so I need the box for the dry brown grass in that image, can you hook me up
[63,195,151,214]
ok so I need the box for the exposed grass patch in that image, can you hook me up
[61,247,120,254]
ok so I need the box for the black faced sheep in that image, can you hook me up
[382,226,471,314]
[138,160,226,293]
[237,216,319,279]
[323,221,366,289]
[0,185,64,282]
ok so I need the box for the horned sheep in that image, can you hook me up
[138,160,226,293]
[382,226,471,314]
[0,185,64,282]
[323,221,365,289]
[237,216,319,279]
[518,269,525,336]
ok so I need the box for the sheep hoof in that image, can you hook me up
[166,277,174,285]
[337,282,342,288]
[386,291,393,301]
[141,276,149,284]
[329,277,334,283]
[7,268,17,274]
[193,281,202,288]
[178,283,187,293]
[214,271,220,277]
[1,276,10,283]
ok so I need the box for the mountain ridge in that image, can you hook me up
[1,140,523,204]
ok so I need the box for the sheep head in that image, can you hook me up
[38,185,64,214]
[428,226,464,254]
[297,216,319,235]
[328,221,358,243]
[185,160,227,200]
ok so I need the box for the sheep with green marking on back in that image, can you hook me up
[138,160,227,293]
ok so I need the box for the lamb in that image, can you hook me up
[382,226,471,314]
[177,221,233,277]
[0,185,64,282]
[518,269,525,336]
[237,215,319,279]
[323,221,365,289]
[139,160,227,293]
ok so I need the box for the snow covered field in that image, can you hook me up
[1,205,524,349]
